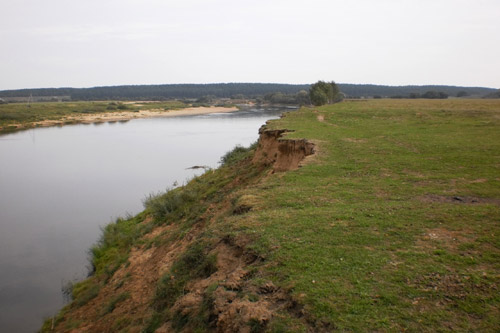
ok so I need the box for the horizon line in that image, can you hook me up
[1,82,498,92]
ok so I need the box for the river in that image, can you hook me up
[0,106,291,332]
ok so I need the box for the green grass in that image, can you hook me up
[143,186,202,223]
[43,99,500,332]
[0,100,186,132]
[71,279,101,307]
[233,99,500,331]
[90,212,151,282]
[139,98,500,331]
[220,143,257,166]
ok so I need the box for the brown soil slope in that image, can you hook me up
[43,126,314,333]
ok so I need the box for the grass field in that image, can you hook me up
[42,99,500,332]
[0,100,186,133]
[238,99,500,331]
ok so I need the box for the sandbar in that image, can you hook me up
[3,106,239,132]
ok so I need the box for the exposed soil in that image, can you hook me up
[252,127,315,172]
[313,109,338,127]
[55,225,299,332]
[416,227,475,253]
[419,195,500,206]
[164,235,297,333]
[57,222,199,332]
[409,272,498,304]
[342,137,367,143]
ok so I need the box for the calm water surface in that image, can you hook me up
[0,107,290,332]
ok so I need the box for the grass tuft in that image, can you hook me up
[71,280,101,307]
[143,187,199,223]
[220,142,257,166]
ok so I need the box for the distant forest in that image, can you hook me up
[0,83,497,101]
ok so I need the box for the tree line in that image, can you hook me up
[0,83,496,101]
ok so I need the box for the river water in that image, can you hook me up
[0,106,290,332]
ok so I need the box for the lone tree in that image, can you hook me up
[309,81,340,106]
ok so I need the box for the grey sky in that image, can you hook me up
[1,0,499,90]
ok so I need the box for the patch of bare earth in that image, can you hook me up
[408,272,497,307]
[419,194,500,206]
[342,137,367,143]
[252,128,315,172]
[469,178,488,184]
[417,227,474,252]
[312,109,338,127]
[165,236,280,332]
[149,233,305,333]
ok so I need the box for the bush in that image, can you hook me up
[220,142,257,166]
[143,187,198,222]
[88,214,145,280]
[71,280,101,307]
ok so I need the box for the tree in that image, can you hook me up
[295,90,310,106]
[482,90,500,99]
[422,91,448,99]
[330,81,340,102]
[309,81,340,106]
[310,88,328,106]
[196,95,215,103]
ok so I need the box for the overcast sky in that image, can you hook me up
[1,0,499,90]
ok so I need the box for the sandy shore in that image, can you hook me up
[64,106,238,123]
[2,106,239,132]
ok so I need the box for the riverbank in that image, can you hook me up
[0,107,285,333]
[0,101,238,134]
[42,99,500,332]
[23,106,238,128]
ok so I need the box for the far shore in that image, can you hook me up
[1,106,239,133]
[65,106,239,123]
